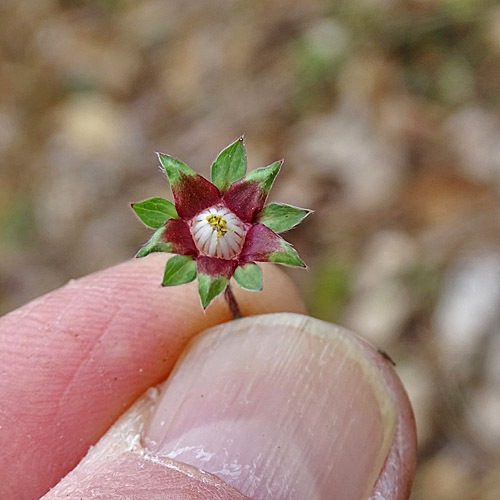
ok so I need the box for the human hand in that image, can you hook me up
[0,255,416,499]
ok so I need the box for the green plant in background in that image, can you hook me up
[309,257,353,323]
[132,137,311,314]
[0,197,35,249]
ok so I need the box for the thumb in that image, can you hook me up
[43,314,416,500]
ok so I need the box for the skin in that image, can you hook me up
[0,254,416,500]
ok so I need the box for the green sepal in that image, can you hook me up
[269,239,306,268]
[136,226,172,258]
[258,203,312,233]
[198,273,229,309]
[157,152,196,186]
[245,160,282,193]
[211,137,247,192]
[233,263,263,291]
[162,255,197,286]
[131,197,178,229]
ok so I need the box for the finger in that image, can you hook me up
[44,313,416,500]
[0,255,305,500]
[42,390,249,500]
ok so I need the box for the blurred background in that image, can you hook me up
[1,0,500,498]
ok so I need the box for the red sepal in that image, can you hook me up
[223,179,266,223]
[172,173,221,219]
[239,223,282,262]
[196,256,238,279]
[162,219,198,256]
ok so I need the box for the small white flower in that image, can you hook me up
[190,204,248,259]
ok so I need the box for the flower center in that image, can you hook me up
[190,205,247,259]
[206,214,228,237]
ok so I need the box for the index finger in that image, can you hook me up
[0,254,306,500]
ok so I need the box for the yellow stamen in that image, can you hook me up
[206,214,229,246]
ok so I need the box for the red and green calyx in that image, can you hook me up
[132,137,311,309]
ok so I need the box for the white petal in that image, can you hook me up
[208,233,218,256]
[218,237,230,259]
[204,235,216,255]
[225,233,240,254]
[194,223,209,239]
[215,241,222,258]
[197,229,213,250]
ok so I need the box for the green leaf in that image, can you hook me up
[269,240,306,268]
[245,160,282,193]
[233,263,263,291]
[197,272,229,309]
[157,153,196,186]
[162,255,197,286]
[136,226,173,257]
[258,203,312,233]
[211,137,247,192]
[131,197,178,228]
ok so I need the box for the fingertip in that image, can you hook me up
[363,345,417,499]
[41,313,416,500]
[142,314,416,500]
[41,391,247,500]
[0,254,306,500]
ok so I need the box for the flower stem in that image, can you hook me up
[224,284,242,319]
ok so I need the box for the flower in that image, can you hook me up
[132,137,311,309]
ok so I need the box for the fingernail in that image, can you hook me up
[142,313,397,500]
